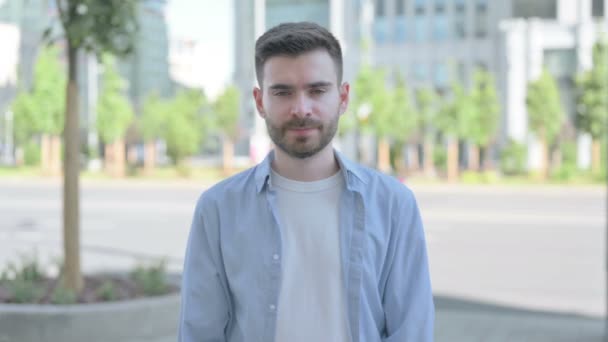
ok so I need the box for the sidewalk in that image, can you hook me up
[435,296,605,342]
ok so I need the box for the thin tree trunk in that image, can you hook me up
[105,143,114,175]
[592,139,601,174]
[408,142,419,172]
[63,44,82,293]
[144,140,156,175]
[468,144,479,172]
[377,136,391,173]
[539,133,548,180]
[423,136,435,177]
[50,135,62,176]
[447,137,459,182]
[114,139,125,178]
[222,136,234,175]
[41,134,50,174]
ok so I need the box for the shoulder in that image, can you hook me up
[348,163,416,206]
[195,166,258,212]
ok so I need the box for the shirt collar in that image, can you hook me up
[254,149,368,194]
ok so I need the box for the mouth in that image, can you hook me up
[288,127,317,135]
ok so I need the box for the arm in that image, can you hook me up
[178,195,231,342]
[382,190,434,342]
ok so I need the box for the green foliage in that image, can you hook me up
[550,141,579,181]
[5,279,44,303]
[164,89,208,164]
[437,81,471,138]
[11,45,66,143]
[23,139,42,166]
[347,64,385,134]
[460,170,500,184]
[96,280,117,301]
[526,69,565,144]
[500,139,527,176]
[414,88,437,130]
[140,92,167,142]
[575,37,608,140]
[0,253,45,303]
[213,86,240,140]
[433,146,447,171]
[54,0,139,57]
[50,282,78,304]
[96,55,134,144]
[468,70,500,147]
[387,75,418,142]
[131,260,169,296]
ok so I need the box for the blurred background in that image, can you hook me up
[0,0,606,341]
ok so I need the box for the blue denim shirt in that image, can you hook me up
[179,150,434,342]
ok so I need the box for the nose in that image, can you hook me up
[290,93,312,118]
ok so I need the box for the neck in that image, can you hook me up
[271,145,340,182]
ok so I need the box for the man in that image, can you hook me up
[179,22,434,342]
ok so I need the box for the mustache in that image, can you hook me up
[283,118,322,129]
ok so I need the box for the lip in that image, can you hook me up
[288,127,317,136]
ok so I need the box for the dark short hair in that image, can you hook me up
[254,22,343,86]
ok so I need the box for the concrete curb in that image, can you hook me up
[0,292,180,342]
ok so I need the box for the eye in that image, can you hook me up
[274,91,291,96]
[310,88,326,95]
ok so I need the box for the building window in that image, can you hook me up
[413,62,430,81]
[433,14,449,41]
[434,0,446,13]
[544,49,577,78]
[434,62,449,88]
[475,0,487,11]
[512,0,556,19]
[454,0,465,12]
[414,16,427,42]
[395,16,408,43]
[376,0,386,17]
[454,16,466,39]
[592,0,605,18]
[457,61,467,84]
[415,0,426,14]
[374,17,390,44]
[396,0,406,15]
[474,1,487,38]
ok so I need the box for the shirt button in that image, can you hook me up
[272,254,280,261]
[269,304,276,311]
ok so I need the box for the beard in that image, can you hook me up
[265,113,339,159]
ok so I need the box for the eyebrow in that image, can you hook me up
[268,81,333,91]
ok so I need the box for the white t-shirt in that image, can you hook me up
[271,169,350,342]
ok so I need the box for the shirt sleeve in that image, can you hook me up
[382,190,435,342]
[178,195,231,342]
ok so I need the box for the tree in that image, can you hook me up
[576,37,608,173]
[526,68,565,179]
[140,92,167,174]
[97,55,134,177]
[382,75,418,174]
[164,89,207,166]
[213,86,240,175]
[11,46,66,174]
[414,88,438,177]
[345,64,380,165]
[467,69,500,171]
[437,82,472,182]
[53,0,138,292]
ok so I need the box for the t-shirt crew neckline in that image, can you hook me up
[270,168,343,193]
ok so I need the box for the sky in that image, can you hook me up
[166,0,234,99]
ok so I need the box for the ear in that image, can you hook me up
[253,87,266,118]
[338,82,350,116]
